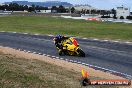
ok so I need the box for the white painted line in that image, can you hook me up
[6,46,9,48]
[69,60,73,62]
[52,58,55,60]
[83,38,87,39]
[43,54,46,56]
[88,64,94,67]
[60,58,64,60]
[73,60,77,63]
[12,32,17,33]
[125,42,132,44]
[48,35,54,36]
[55,57,59,59]
[51,56,56,58]
[23,50,26,52]
[34,34,39,35]
[38,53,42,55]
[65,59,68,61]
[27,51,31,53]
[77,61,81,64]
[93,38,99,40]
[93,65,101,68]
[103,40,109,42]
[1,31,5,32]
[33,52,36,54]
[85,64,90,66]
[113,41,119,43]
[81,63,86,65]
[46,55,50,57]
[23,33,28,34]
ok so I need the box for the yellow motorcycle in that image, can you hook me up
[55,37,85,57]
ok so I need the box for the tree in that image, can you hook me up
[106,11,111,16]
[126,16,132,20]
[28,4,35,12]
[51,6,58,13]
[8,3,21,11]
[120,16,124,19]
[19,5,24,11]
[28,7,34,12]
[35,5,40,10]
[23,5,28,11]
[0,3,50,12]
[0,5,5,10]
[71,7,75,13]
[44,7,48,10]
[58,5,66,13]
[100,10,107,16]
[86,10,90,14]
[91,9,96,14]
[3,4,9,11]
[31,4,35,11]
[81,9,85,14]
[111,8,117,19]
[96,10,101,14]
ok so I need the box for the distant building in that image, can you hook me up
[40,10,51,13]
[116,6,130,19]
[0,3,5,6]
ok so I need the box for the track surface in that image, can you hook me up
[0,32,132,79]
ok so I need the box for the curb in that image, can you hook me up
[2,46,131,80]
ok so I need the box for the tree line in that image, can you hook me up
[1,3,132,19]
[0,3,75,13]
[0,3,115,16]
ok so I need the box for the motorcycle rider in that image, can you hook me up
[53,35,69,52]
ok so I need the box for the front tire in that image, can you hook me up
[77,49,85,57]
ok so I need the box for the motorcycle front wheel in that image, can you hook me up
[77,49,85,57]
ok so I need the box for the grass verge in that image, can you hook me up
[0,16,132,41]
[0,52,120,88]
[0,52,81,88]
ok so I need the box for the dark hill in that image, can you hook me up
[4,1,73,7]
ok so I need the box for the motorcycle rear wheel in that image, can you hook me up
[59,51,63,56]
[58,49,64,56]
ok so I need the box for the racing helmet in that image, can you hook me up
[55,35,62,40]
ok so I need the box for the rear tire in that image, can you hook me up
[59,49,65,56]
[59,51,63,56]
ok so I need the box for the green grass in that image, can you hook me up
[0,16,132,41]
[0,52,119,88]
[0,53,81,88]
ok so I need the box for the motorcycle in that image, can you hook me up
[54,37,85,57]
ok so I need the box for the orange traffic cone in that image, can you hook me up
[81,68,91,86]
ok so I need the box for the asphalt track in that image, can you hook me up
[0,32,132,79]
